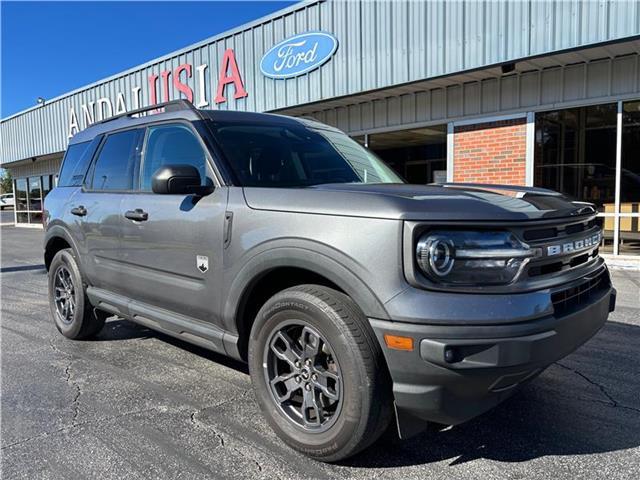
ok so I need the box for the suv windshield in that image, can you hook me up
[209,122,404,187]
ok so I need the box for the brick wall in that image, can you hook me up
[453,118,527,185]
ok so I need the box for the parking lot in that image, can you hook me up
[0,210,14,225]
[1,225,639,479]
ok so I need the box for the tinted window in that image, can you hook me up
[534,104,617,211]
[15,178,27,211]
[28,177,41,210]
[58,142,91,187]
[621,100,640,208]
[42,175,52,199]
[210,122,402,187]
[91,130,140,191]
[141,124,207,191]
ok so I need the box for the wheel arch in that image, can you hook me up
[224,248,389,361]
[44,225,81,271]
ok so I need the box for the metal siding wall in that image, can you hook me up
[307,54,640,135]
[3,0,640,164]
[10,156,62,178]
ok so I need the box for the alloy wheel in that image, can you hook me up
[264,321,343,432]
[53,265,76,324]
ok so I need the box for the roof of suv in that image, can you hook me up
[70,100,332,145]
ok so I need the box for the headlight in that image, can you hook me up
[416,230,536,286]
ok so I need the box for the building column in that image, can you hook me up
[452,116,528,185]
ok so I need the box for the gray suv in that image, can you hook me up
[44,100,616,462]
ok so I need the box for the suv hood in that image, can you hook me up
[243,183,596,222]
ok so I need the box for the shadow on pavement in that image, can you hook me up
[0,263,46,273]
[98,318,249,374]
[94,318,156,342]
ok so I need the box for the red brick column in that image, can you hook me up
[453,118,527,185]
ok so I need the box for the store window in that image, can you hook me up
[534,104,617,211]
[535,104,617,253]
[12,174,58,226]
[368,126,447,184]
[14,178,28,224]
[620,100,640,255]
[535,101,640,256]
[28,177,42,211]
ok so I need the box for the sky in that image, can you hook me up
[1,1,297,118]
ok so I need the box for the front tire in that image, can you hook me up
[248,285,392,462]
[48,248,107,339]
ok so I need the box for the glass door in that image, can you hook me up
[619,100,640,255]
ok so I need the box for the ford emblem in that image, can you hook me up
[260,31,339,79]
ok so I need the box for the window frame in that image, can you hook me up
[57,140,92,188]
[83,127,144,193]
[136,119,220,193]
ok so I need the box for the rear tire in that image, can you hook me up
[48,248,107,339]
[248,284,392,462]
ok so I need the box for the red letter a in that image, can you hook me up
[214,49,248,104]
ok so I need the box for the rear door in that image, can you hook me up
[119,122,227,325]
[76,128,143,294]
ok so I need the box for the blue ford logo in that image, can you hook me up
[260,31,339,79]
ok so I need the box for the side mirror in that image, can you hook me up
[151,165,213,196]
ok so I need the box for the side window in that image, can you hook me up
[91,129,140,191]
[58,141,91,187]
[141,124,208,191]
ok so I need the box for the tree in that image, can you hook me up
[0,169,13,194]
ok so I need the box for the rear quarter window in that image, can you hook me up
[57,140,96,187]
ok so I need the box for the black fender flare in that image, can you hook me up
[43,223,82,270]
[222,245,390,335]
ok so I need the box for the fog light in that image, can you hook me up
[444,347,456,363]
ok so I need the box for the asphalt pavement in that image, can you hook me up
[0,210,14,225]
[1,225,639,479]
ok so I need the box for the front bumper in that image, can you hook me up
[370,270,616,438]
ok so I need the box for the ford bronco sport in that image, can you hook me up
[44,100,616,462]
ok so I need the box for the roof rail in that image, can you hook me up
[94,99,200,126]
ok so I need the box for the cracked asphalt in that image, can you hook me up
[1,225,639,479]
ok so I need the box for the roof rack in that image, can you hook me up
[94,99,200,126]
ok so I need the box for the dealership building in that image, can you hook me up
[1,0,639,257]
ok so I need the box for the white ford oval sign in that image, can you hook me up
[260,31,339,79]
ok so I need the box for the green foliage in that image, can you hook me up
[0,169,13,194]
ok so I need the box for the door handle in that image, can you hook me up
[124,208,149,221]
[70,206,87,217]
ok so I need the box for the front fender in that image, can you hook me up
[221,244,391,335]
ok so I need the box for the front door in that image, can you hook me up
[119,122,227,325]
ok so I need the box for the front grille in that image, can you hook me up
[527,248,599,277]
[519,217,601,281]
[551,269,610,316]
[522,218,597,242]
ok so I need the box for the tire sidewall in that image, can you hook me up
[249,291,370,459]
[48,249,87,338]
